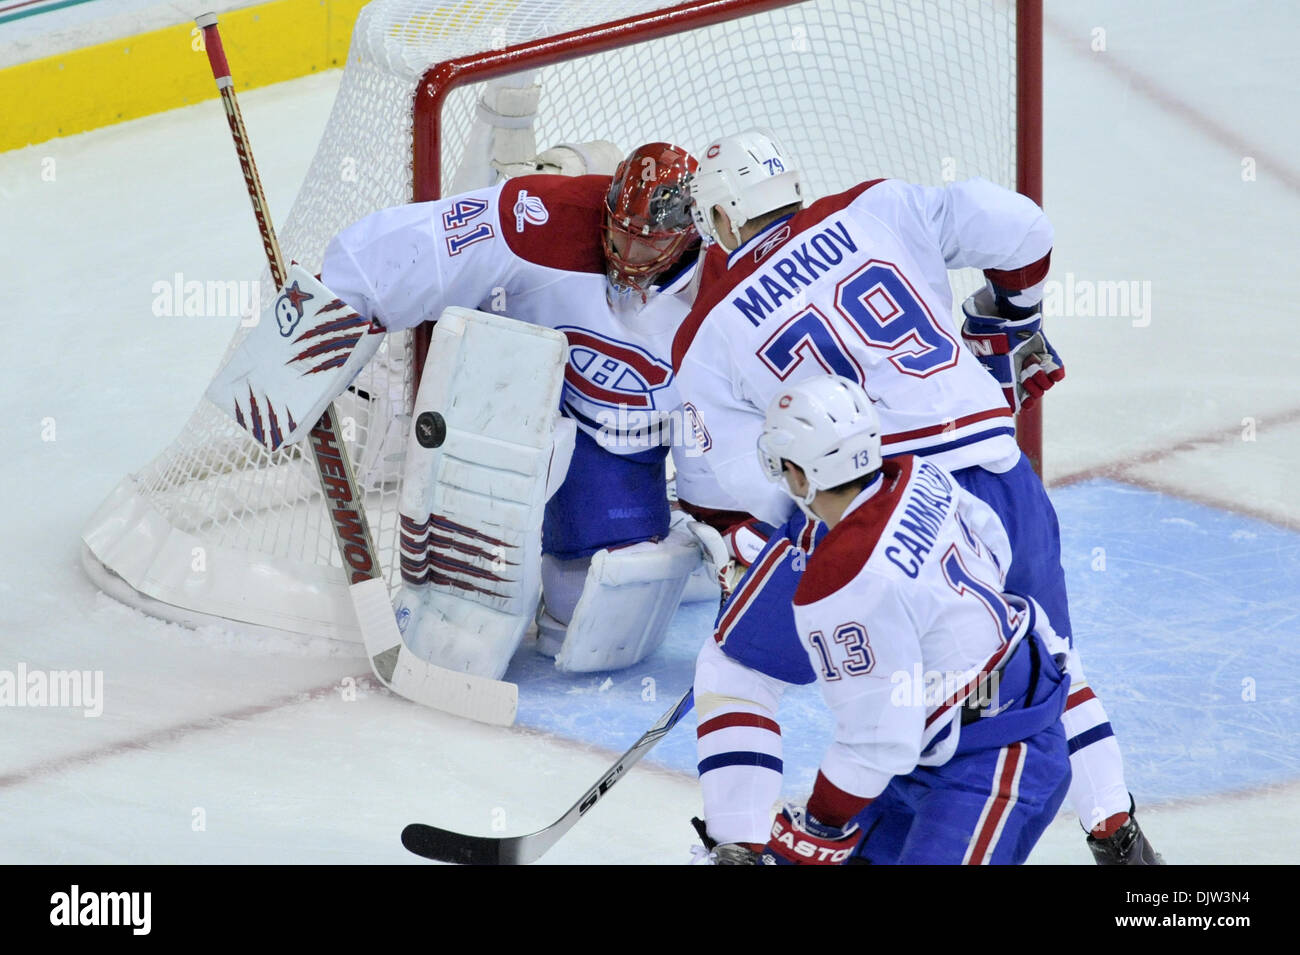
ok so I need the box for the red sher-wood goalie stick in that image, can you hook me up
[193,12,517,725]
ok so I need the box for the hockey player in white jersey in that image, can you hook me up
[210,135,741,683]
[321,140,745,680]
[679,131,1161,864]
[712,375,1071,864]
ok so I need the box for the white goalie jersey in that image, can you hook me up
[323,175,692,461]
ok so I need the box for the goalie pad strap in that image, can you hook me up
[475,102,538,129]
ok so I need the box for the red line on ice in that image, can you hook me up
[1048,405,1300,529]
[0,0,57,15]
[0,675,378,792]
[1043,14,1300,196]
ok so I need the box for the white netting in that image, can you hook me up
[86,0,1021,640]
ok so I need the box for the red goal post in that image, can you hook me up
[1015,0,1044,472]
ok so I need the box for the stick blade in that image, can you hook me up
[386,647,519,726]
[401,823,534,866]
[351,577,518,725]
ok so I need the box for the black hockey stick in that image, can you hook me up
[401,687,695,864]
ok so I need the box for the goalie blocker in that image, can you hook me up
[206,264,383,451]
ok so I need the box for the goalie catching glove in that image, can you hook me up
[207,264,383,450]
[961,285,1064,412]
[451,72,624,190]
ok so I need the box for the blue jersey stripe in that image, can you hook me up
[886,426,1017,459]
[698,752,784,775]
[1067,721,1115,755]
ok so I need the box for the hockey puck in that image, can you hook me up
[415,411,446,448]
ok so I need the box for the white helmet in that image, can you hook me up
[690,129,803,249]
[757,376,882,511]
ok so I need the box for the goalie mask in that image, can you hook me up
[758,375,881,515]
[603,142,699,299]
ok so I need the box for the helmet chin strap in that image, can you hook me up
[794,497,820,523]
[726,217,744,250]
[786,473,820,523]
[709,204,745,251]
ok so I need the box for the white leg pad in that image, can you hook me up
[549,518,705,673]
[396,307,567,680]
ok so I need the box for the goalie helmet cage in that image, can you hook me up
[81,0,1042,644]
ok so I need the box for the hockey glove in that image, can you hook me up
[761,804,862,865]
[677,513,775,606]
[690,843,762,865]
[718,518,776,601]
[677,514,734,601]
[961,287,1064,412]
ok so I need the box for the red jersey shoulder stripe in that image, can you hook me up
[670,178,886,372]
[984,250,1052,291]
[792,456,915,607]
[497,174,609,274]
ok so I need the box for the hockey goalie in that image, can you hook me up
[207,74,740,683]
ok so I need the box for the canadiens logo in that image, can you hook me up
[274,280,313,337]
[558,327,671,411]
[753,224,791,263]
[778,394,793,408]
[514,190,549,232]
[706,144,721,159]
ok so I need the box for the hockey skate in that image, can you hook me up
[1086,797,1165,865]
[690,817,761,865]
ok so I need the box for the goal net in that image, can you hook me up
[82,0,1038,643]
